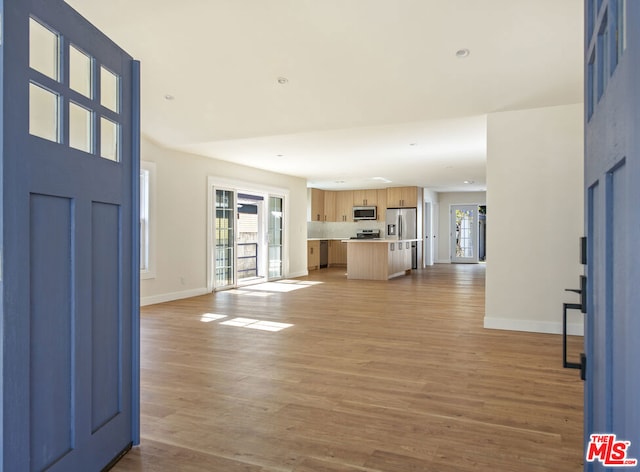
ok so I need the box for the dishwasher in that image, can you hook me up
[319,240,329,269]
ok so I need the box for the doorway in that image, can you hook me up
[479,205,487,262]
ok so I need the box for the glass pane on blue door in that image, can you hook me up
[69,102,92,153]
[70,45,93,98]
[29,83,60,142]
[29,18,60,81]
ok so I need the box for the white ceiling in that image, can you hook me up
[65,0,583,191]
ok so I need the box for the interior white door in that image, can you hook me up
[424,202,433,266]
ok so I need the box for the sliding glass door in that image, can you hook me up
[212,187,285,290]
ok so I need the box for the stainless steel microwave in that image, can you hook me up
[353,206,377,220]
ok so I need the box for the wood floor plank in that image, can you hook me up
[112,264,584,472]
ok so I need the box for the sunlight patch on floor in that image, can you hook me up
[200,313,227,323]
[220,317,293,332]
[224,280,324,296]
[227,289,273,297]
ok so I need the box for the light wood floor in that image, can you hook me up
[113,264,584,472]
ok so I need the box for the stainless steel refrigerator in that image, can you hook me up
[386,207,418,269]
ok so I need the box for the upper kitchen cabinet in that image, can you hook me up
[335,191,353,222]
[324,191,337,222]
[353,189,378,207]
[377,188,387,221]
[387,186,419,208]
[310,188,324,222]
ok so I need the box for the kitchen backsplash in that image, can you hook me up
[307,221,386,239]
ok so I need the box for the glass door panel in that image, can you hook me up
[268,196,283,279]
[451,204,479,263]
[215,189,235,288]
[237,193,263,284]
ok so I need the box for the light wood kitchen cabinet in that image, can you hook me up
[307,240,320,270]
[387,186,419,208]
[377,188,387,221]
[335,190,353,222]
[328,240,347,266]
[323,191,336,222]
[310,188,324,222]
[344,240,411,280]
[353,189,378,207]
[389,240,412,276]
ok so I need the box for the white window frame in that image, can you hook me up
[140,161,157,279]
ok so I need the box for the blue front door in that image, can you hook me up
[584,1,640,470]
[1,0,140,470]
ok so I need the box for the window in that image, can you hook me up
[587,51,596,121]
[596,11,608,101]
[140,161,156,279]
[28,17,123,161]
[586,1,626,122]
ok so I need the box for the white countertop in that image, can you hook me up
[341,238,420,243]
[308,238,420,243]
[306,237,346,241]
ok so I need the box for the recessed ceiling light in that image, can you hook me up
[276,154,284,157]
[277,77,289,84]
[455,49,470,58]
[409,143,417,146]
[334,180,345,184]
[463,180,475,184]
[164,94,175,100]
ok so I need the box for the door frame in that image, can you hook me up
[206,176,289,292]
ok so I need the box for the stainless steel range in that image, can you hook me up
[351,229,381,239]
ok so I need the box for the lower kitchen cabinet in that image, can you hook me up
[328,240,347,266]
[307,240,320,270]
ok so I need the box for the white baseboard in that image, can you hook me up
[141,287,210,306]
[286,270,309,279]
[435,259,451,264]
[484,316,584,336]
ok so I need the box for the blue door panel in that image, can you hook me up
[91,202,122,433]
[609,162,631,439]
[29,194,73,471]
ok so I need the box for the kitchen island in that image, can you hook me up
[343,239,418,280]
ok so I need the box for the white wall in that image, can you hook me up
[485,104,584,335]
[435,191,487,263]
[140,137,308,306]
